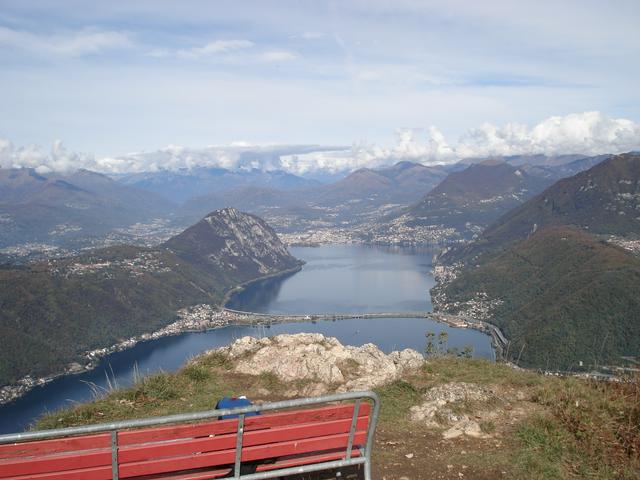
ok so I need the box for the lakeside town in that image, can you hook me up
[0,217,466,261]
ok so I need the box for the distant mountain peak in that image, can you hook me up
[165,208,300,277]
[391,160,419,170]
[207,206,241,220]
[485,152,640,244]
[478,158,507,167]
[445,152,640,263]
[382,158,554,241]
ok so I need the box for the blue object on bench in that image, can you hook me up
[216,396,261,419]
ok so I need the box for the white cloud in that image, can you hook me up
[281,112,640,174]
[179,39,254,58]
[0,26,131,57]
[455,111,640,158]
[259,50,296,62]
[1,112,638,176]
[0,140,97,173]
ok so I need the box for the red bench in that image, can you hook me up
[0,391,379,480]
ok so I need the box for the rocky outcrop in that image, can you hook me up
[216,333,424,396]
[410,382,500,439]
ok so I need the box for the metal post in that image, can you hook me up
[345,399,361,460]
[110,430,119,480]
[234,414,245,479]
[363,394,380,480]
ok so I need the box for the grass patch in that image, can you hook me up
[514,414,572,479]
[527,376,640,479]
[257,371,282,391]
[375,380,423,424]
[139,373,182,401]
[182,363,211,383]
[35,352,240,429]
[197,351,233,370]
[424,356,541,388]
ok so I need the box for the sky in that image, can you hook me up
[0,0,639,174]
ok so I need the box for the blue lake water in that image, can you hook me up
[0,244,493,434]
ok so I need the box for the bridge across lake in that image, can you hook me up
[222,307,509,351]
[224,308,433,321]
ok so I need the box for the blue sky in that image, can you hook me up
[0,0,639,171]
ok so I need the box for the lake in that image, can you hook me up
[0,244,493,434]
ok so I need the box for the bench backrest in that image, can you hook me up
[0,391,379,480]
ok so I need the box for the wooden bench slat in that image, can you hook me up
[255,447,363,473]
[2,463,233,480]
[128,448,364,480]
[119,416,369,464]
[118,403,369,447]
[123,466,232,480]
[3,431,366,480]
[0,448,111,477]
[0,412,368,467]
[0,424,369,479]
[0,433,110,459]
[119,430,367,479]
[2,467,109,480]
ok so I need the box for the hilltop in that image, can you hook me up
[37,333,640,480]
[315,161,448,206]
[401,160,552,235]
[366,160,552,244]
[164,207,300,278]
[0,208,301,390]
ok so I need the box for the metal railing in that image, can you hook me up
[0,390,380,480]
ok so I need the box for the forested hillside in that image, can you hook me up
[437,226,640,370]
[0,209,300,387]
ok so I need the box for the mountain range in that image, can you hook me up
[0,168,174,249]
[177,161,452,232]
[118,167,321,204]
[389,160,553,240]
[449,152,640,262]
[0,154,616,253]
[1,151,638,380]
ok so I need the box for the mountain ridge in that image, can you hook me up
[0,167,175,249]
[447,152,640,262]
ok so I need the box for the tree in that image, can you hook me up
[425,331,436,357]
[438,331,448,354]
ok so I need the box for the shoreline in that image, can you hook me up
[0,263,305,407]
[0,309,496,408]
[221,263,305,308]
